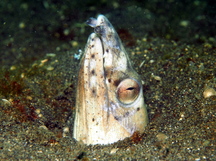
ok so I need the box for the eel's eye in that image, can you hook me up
[117,79,140,104]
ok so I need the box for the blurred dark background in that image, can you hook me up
[0,0,215,66]
[1,0,215,40]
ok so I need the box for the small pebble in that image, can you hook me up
[151,73,162,81]
[56,47,61,51]
[10,66,16,70]
[110,148,119,154]
[143,49,148,53]
[203,88,216,98]
[153,75,162,81]
[63,127,69,133]
[71,41,78,47]
[63,29,70,36]
[46,53,56,57]
[21,73,25,78]
[35,109,41,115]
[149,60,155,63]
[39,125,48,130]
[19,22,25,29]
[2,99,12,106]
[41,59,48,63]
[47,66,54,71]
[26,96,32,100]
[112,2,119,8]
[156,133,168,142]
[63,127,69,137]
[180,20,189,27]
[142,38,147,42]
[139,60,145,68]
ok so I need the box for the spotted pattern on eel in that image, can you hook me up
[73,14,148,145]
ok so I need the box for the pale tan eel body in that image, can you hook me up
[73,15,148,145]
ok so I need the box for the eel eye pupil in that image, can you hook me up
[127,87,135,90]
